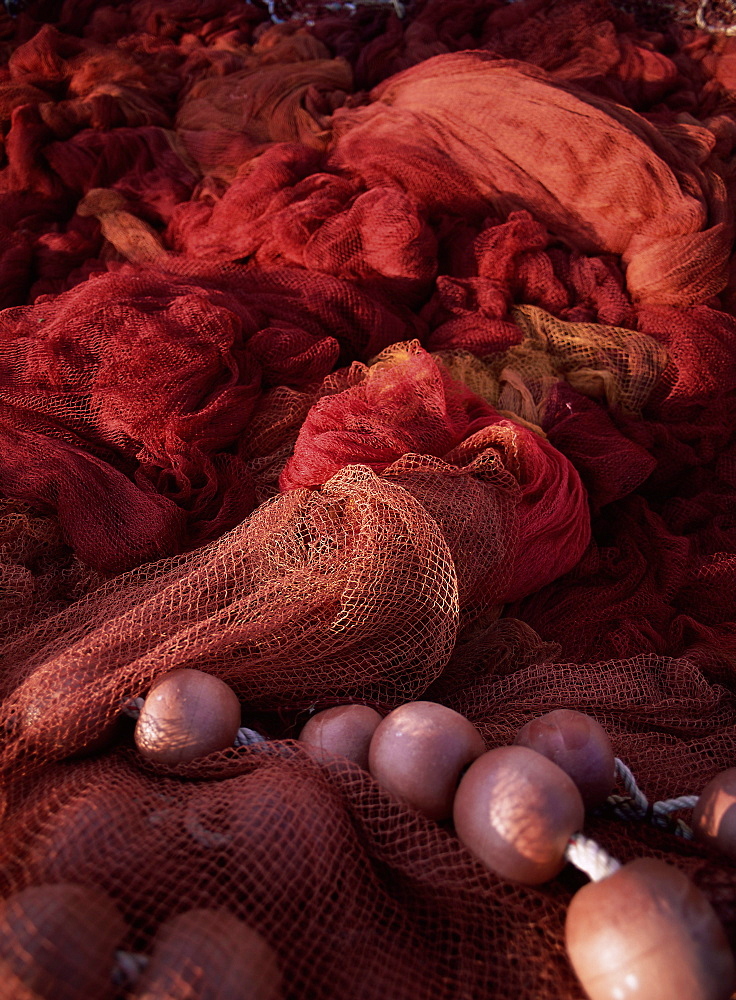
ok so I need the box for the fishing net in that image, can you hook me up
[0,0,736,996]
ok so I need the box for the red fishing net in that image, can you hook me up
[1,0,736,996]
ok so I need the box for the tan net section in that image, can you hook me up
[508,305,671,415]
[438,304,670,424]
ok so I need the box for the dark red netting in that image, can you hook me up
[1,0,736,996]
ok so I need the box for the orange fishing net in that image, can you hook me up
[0,0,736,996]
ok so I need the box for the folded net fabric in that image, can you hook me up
[1,0,736,997]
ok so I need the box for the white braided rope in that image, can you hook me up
[113,951,148,989]
[614,758,650,813]
[607,759,698,839]
[696,0,736,34]
[607,793,644,822]
[652,794,700,816]
[121,696,145,719]
[652,795,700,839]
[234,726,269,747]
[565,833,622,882]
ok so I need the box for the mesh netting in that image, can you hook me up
[0,0,736,996]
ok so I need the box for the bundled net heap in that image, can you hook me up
[1,0,736,995]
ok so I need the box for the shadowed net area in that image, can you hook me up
[1,0,736,997]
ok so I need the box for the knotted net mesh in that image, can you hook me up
[0,0,736,996]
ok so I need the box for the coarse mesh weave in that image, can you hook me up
[0,0,735,998]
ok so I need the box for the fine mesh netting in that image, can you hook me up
[1,0,736,996]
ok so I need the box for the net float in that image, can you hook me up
[0,883,126,1000]
[565,858,735,1000]
[369,701,485,821]
[514,709,615,807]
[453,745,585,884]
[135,669,241,766]
[299,704,383,770]
[132,909,283,1000]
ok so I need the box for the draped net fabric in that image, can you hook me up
[0,0,736,996]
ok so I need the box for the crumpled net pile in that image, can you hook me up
[1,0,736,996]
